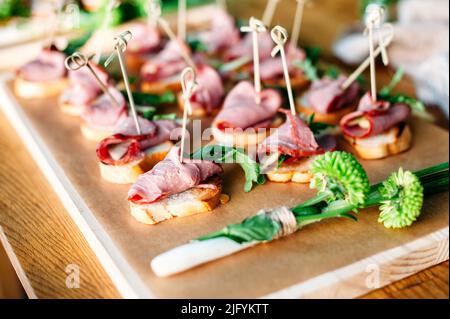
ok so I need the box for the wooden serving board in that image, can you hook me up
[0,74,448,299]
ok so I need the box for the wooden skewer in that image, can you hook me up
[241,17,267,105]
[178,0,187,42]
[93,0,120,64]
[271,26,296,116]
[104,31,142,135]
[148,0,195,68]
[291,0,306,47]
[179,67,197,163]
[262,0,280,27]
[46,0,65,49]
[341,23,394,91]
[64,52,120,107]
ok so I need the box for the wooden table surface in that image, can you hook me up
[0,0,448,299]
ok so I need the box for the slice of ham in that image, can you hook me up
[340,94,411,139]
[81,86,127,131]
[17,49,66,82]
[61,62,109,106]
[126,22,161,54]
[141,40,189,82]
[128,147,223,204]
[259,109,336,158]
[198,9,240,54]
[97,116,179,166]
[214,81,282,130]
[303,75,360,114]
[190,64,224,114]
[259,43,306,81]
[225,32,274,62]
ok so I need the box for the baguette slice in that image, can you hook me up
[80,124,113,142]
[130,176,222,225]
[60,102,85,117]
[266,157,315,183]
[141,76,182,94]
[99,141,173,184]
[344,124,412,160]
[177,94,219,118]
[296,101,357,125]
[14,76,68,99]
[211,116,283,149]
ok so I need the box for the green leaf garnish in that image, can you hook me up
[380,67,404,96]
[63,31,94,56]
[304,113,335,136]
[122,91,176,106]
[325,66,341,79]
[192,145,266,192]
[304,46,321,65]
[197,213,280,244]
[277,154,289,169]
[293,59,319,82]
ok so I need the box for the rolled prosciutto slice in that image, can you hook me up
[198,9,240,54]
[96,116,179,166]
[214,81,282,130]
[340,93,411,139]
[190,64,224,114]
[259,43,306,81]
[128,147,223,204]
[61,62,109,106]
[225,32,274,61]
[81,86,127,131]
[302,76,360,114]
[259,109,336,158]
[126,22,161,54]
[17,49,66,82]
[141,40,189,82]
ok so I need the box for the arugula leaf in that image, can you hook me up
[192,145,266,192]
[293,59,319,82]
[277,154,289,169]
[0,0,30,20]
[197,213,281,244]
[63,31,94,56]
[325,66,341,79]
[152,113,177,121]
[304,46,321,65]
[304,114,335,135]
[122,91,176,106]
[187,36,208,53]
[136,106,156,119]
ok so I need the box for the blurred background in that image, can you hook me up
[0,0,448,298]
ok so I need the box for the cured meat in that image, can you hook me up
[259,109,335,158]
[340,94,411,139]
[304,76,360,114]
[141,40,189,82]
[97,117,179,166]
[126,22,162,54]
[81,86,127,130]
[225,32,274,61]
[17,49,66,82]
[128,147,223,204]
[190,64,224,114]
[198,9,240,54]
[61,62,109,106]
[259,43,306,81]
[214,81,282,130]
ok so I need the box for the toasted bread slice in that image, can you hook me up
[344,124,412,160]
[263,74,309,91]
[99,141,173,184]
[80,124,113,142]
[14,76,68,99]
[60,102,85,117]
[177,94,219,118]
[130,176,222,225]
[141,77,182,94]
[266,157,315,183]
[211,117,283,149]
[297,101,357,125]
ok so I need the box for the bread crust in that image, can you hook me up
[14,76,68,99]
[265,157,315,184]
[59,102,85,117]
[296,101,357,125]
[130,176,222,225]
[345,124,412,160]
[141,79,182,94]
[99,141,173,184]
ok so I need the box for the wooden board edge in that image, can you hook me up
[262,227,449,299]
[0,226,37,299]
[0,74,153,299]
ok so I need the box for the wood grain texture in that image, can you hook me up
[0,111,120,299]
